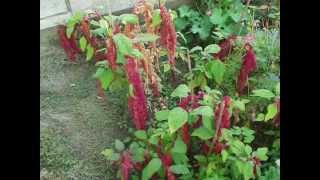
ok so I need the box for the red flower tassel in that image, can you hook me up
[57,25,78,61]
[126,57,148,130]
[120,152,133,180]
[214,35,237,60]
[159,5,177,66]
[160,153,176,180]
[105,38,117,70]
[273,98,280,127]
[237,43,257,94]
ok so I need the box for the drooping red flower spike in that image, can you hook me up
[214,35,237,60]
[178,92,204,146]
[120,152,134,180]
[237,43,257,94]
[215,96,232,135]
[273,98,280,127]
[159,5,177,66]
[57,25,79,61]
[160,153,176,180]
[105,38,117,70]
[126,57,149,129]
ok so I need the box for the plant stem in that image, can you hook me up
[208,100,225,154]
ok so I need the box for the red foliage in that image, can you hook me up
[213,140,228,154]
[160,153,176,180]
[273,98,280,127]
[237,43,257,94]
[178,92,204,146]
[57,25,79,61]
[80,18,98,49]
[215,96,232,135]
[214,35,237,60]
[159,5,177,66]
[126,57,149,130]
[120,152,134,180]
[105,39,117,70]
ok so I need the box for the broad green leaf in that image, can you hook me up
[152,9,162,27]
[86,44,94,61]
[131,49,144,59]
[190,106,214,117]
[191,126,214,140]
[251,89,275,99]
[172,153,189,164]
[94,68,113,90]
[163,63,170,72]
[255,113,265,121]
[113,33,133,63]
[275,82,280,95]
[148,135,159,145]
[115,139,125,151]
[142,158,162,180]
[110,153,120,161]
[133,33,159,43]
[265,104,278,121]
[178,5,191,18]
[170,165,190,175]
[155,110,170,121]
[254,147,268,161]
[207,60,225,84]
[210,8,224,25]
[194,155,207,164]
[243,162,254,180]
[172,138,187,154]
[120,14,139,24]
[171,84,190,98]
[204,44,221,54]
[221,150,229,162]
[99,19,109,28]
[233,100,245,111]
[101,148,113,159]
[202,116,213,130]
[90,20,100,27]
[134,130,147,140]
[244,145,252,156]
[131,147,145,162]
[168,107,188,134]
[190,46,203,53]
[79,36,87,52]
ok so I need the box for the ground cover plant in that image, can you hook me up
[56,0,280,179]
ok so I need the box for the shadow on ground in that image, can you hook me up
[40,27,129,180]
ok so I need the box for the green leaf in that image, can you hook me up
[233,100,245,111]
[113,33,133,63]
[221,150,229,162]
[172,153,189,164]
[204,44,221,54]
[194,155,207,164]
[265,104,278,121]
[155,110,170,121]
[148,135,159,145]
[86,44,94,61]
[171,84,190,98]
[172,138,187,154]
[207,60,225,84]
[133,33,159,43]
[202,116,213,130]
[152,9,162,27]
[110,153,120,161]
[275,82,280,95]
[163,63,170,72]
[142,158,162,180]
[101,148,114,159]
[210,8,224,25]
[191,126,214,140]
[131,49,144,59]
[243,162,254,180]
[170,165,190,175]
[66,26,74,39]
[120,14,139,24]
[115,139,125,151]
[79,36,87,52]
[255,113,265,121]
[178,5,191,18]
[189,46,203,53]
[94,68,114,90]
[168,107,188,134]
[251,89,275,99]
[254,147,268,161]
[134,130,147,140]
[190,106,214,117]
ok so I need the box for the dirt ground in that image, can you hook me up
[40,27,129,180]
